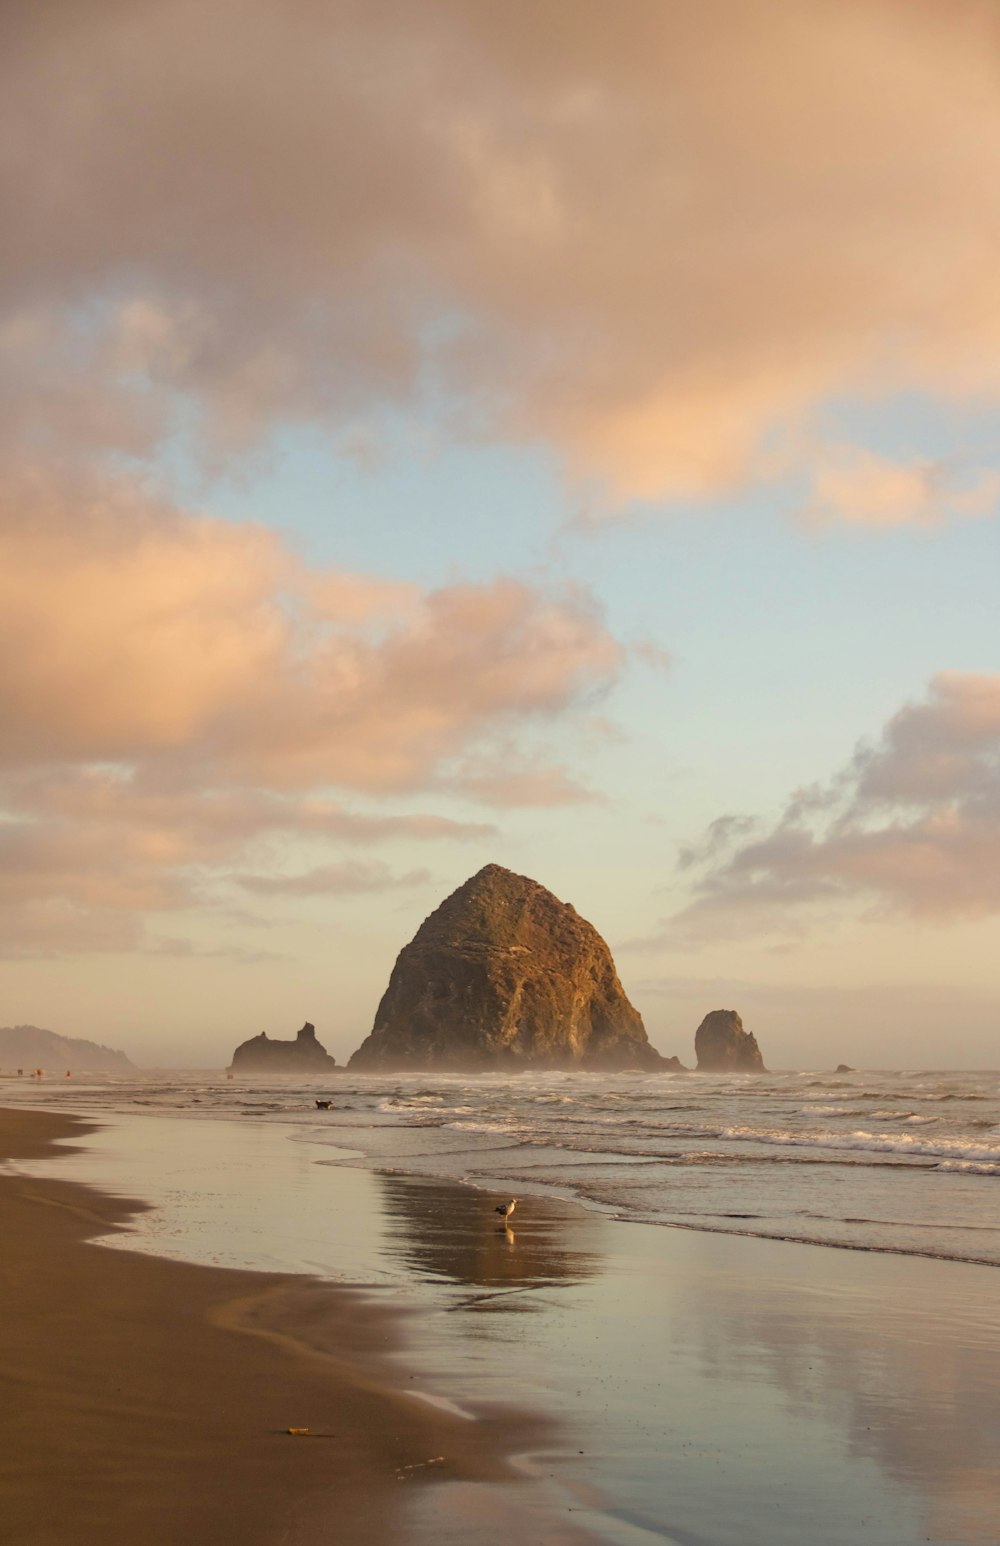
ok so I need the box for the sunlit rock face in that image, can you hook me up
[694,1009,766,1072]
[229,1021,336,1072]
[349,864,669,1071]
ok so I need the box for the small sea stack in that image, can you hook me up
[349,863,671,1072]
[229,1022,337,1074]
[694,1009,766,1073]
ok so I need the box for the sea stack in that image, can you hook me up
[349,863,668,1071]
[229,1022,337,1073]
[694,1009,766,1072]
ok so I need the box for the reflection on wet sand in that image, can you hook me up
[375,1174,603,1301]
[672,1246,1000,1546]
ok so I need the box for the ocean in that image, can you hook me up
[5,1064,999,1267]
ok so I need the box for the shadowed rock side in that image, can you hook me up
[349,864,670,1071]
[694,1009,766,1073]
[229,1021,337,1073]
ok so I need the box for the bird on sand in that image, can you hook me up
[495,1198,518,1222]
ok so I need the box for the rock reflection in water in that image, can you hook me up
[375,1174,602,1299]
[672,1242,1000,1546]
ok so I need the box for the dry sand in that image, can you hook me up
[0,1108,528,1546]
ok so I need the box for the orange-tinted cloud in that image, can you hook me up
[0,467,620,952]
[799,447,1000,529]
[4,1,1000,503]
[447,745,601,807]
[236,862,431,897]
[0,470,621,785]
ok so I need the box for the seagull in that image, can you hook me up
[495,1198,518,1222]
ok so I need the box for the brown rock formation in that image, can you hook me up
[694,1009,766,1072]
[229,1022,337,1073]
[348,864,668,1071]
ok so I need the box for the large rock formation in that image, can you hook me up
[0,1024,135,1074]
[349,864,668,1071]
[229,1022,337,1073]
[694,1009,766,1072]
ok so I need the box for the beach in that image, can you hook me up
[3,1094,1000,1546]
[0,1109,539,1546]
[8,7,1000,1543]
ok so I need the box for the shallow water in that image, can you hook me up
[10,1108,1000,1546]
[5,1065,999,1264]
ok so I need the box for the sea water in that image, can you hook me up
[5,1065,999,1265]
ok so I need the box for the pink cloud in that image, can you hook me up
[4,2,1000,503]
[0,472,621,784]
[0,468,618,951]
[798,446,1000,529]
[449,754,600,808]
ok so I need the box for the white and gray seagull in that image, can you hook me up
[495,1198,518,1222]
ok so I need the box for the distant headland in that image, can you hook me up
[0,1025,135,1075]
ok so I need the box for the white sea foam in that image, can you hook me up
[719,1126,1000,1166]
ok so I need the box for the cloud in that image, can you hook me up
[143,936,288,962]
[798,445,1000,528]
[0,470,621,785]
[236,861,431,897]
[0,467,618,951]
[4,770,496,850]
[0,901,144,960]
[633,640,673,674]
[667,673,1000,937]
[447,746,601,807]
[5,1,1000,502]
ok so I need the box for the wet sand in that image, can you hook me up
[7,1102,1000,1546]
[0,1109,537,1546]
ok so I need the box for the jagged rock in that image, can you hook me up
[349,864,669,1071]
[835,1063,855,1074]
[0,1024,135,1074]
[694,1009,766,1073]
[229,1022,337,1073]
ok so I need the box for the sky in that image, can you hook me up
[3,0,1000,1068]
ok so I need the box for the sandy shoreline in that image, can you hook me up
[0,1108,536,1546]
[7,1099,1000,1545]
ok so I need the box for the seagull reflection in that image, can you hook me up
[376,1173,601,1298]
